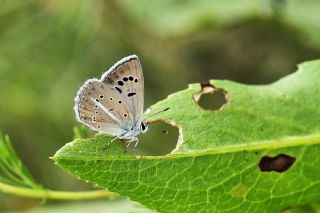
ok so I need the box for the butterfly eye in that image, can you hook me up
[141,122,148,132]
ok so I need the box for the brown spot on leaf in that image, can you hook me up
[259,154,296,172]
[230,184,248,198]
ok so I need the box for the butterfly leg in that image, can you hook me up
[134,138,139,147]
[126,142,130,148]
[110,136,119,143]
[103,136,121,150]
[126,139,133,148]
[125,137,139,148]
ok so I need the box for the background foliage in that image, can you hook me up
[1,0,320,212]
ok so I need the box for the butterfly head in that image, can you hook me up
[140,122,149,133]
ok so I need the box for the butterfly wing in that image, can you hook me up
[101,55,144,128]
[74,55,144,136]
[74,79,124,136]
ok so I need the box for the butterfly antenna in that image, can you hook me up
[143,107,170,122]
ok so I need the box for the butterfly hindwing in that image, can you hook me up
[74,79,122,135]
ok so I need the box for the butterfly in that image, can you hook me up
[74,55,149,147]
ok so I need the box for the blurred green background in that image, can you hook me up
[1,0,320,212]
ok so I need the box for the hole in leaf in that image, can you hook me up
[193,82,228,111]
[127,121,180,156]
[259,154,296,173]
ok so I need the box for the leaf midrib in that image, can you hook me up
[54,134,320,161]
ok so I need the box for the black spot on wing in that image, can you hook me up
[115,87,122,94]
[128,92,136,97]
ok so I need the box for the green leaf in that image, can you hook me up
[286,203,320,213]
[26,199,154,213]
[0,132,42,189]
[54,60,320,213]
[0,131,116,200]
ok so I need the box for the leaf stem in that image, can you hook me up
[0,182,118,200]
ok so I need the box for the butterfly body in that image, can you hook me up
[74,55,148,145]
[119,121,148,140]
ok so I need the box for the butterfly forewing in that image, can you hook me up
[74,55,144,136]
[101,56,144,127]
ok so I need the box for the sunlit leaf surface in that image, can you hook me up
[54,60,320,213]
